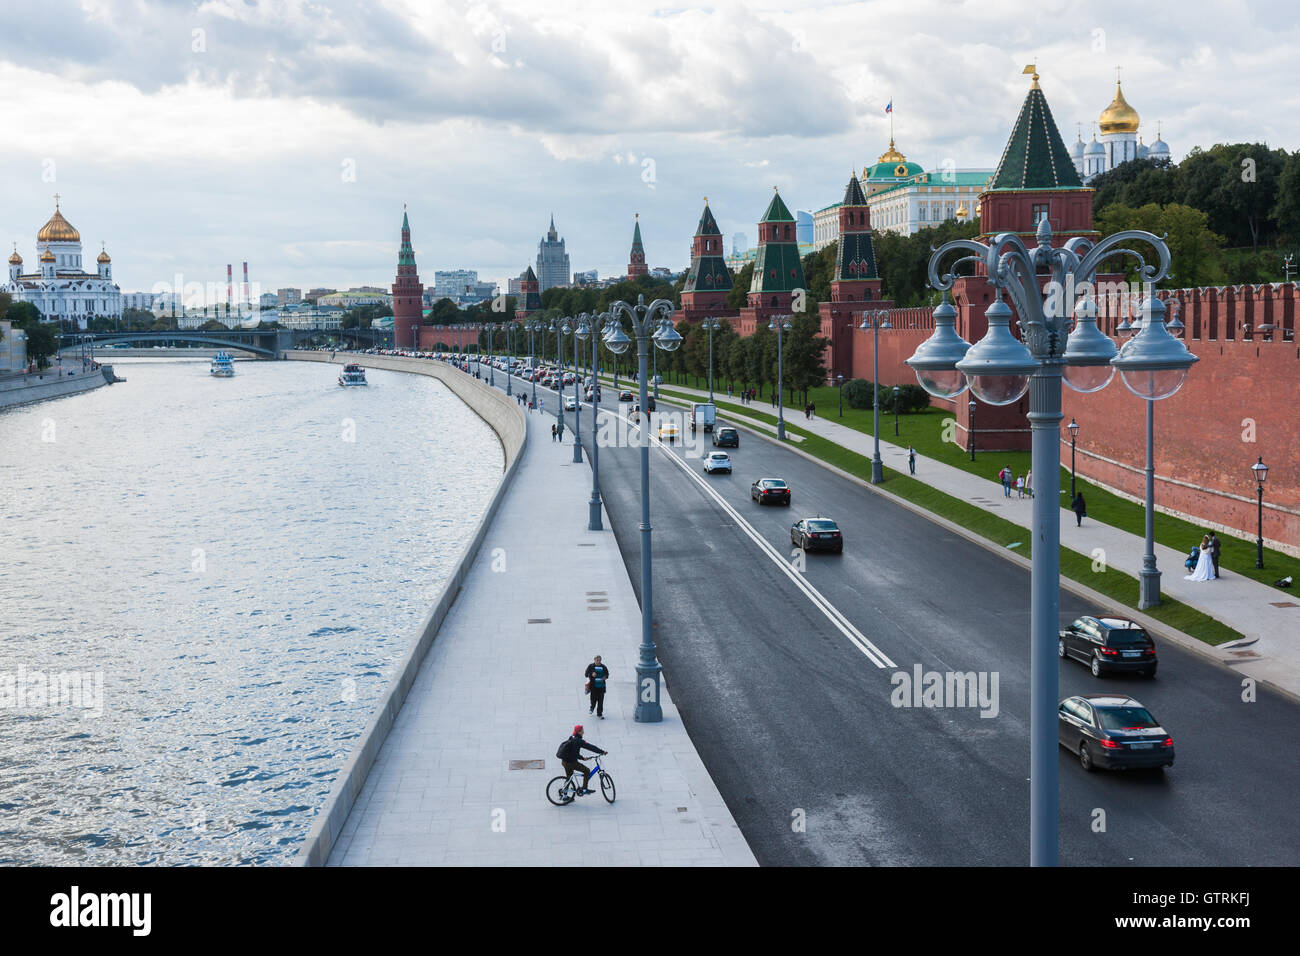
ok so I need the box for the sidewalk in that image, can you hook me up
[327,397,756,866]
[632,377,1300,697]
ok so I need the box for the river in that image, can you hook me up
[0,357,502,864]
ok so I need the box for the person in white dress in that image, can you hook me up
[1185,535,1217,581]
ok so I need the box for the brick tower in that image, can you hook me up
[627,214,649,279]
[679,199,736,324]
[391,206,424,350]
[514,265,541,322]
[955,69,1100,449]
[738,188,806,335]
[819,172,889,380]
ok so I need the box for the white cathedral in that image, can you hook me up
[4,197,123,328]
[1071,78,1171,184]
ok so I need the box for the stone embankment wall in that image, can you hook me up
[0,365,116,410]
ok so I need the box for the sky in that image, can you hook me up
[2,0,1297,300]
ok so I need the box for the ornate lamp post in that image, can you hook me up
[701,316,721,403]
[578,312,611,531]
[860,308,891,483]
[550,319,565,431]
[504,322,514,397]
[969,399,978,461]
[1067,418,1080,497]
[527,320,541,407]
[769,315,791,440]
[487,322,497,387]
[568,316,584,464]
[904,218,1198,866]
[1252,456,1268,568]
[604,295,679,723]
[893,385,900,436]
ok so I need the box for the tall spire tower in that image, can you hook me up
[627,214,649,279]
[392,205,424,350]
[680,199,735,323]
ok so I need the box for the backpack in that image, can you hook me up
[556,737,578,761]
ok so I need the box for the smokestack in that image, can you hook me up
[226,263,233,308]
[242,261,249,304]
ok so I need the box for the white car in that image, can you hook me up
[703,452,732,474]
[564,396,578,411]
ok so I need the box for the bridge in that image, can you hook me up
[60,326,390,358]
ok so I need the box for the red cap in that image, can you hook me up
[573,725,583,734]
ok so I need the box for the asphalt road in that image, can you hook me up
[520,368,1299,866]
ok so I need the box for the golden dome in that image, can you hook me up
[37,206,81,243]
[877,138,907,165]
[97,243,111,263]
[8,246,21,264]
[956,202,969,219]
[1099,80,1139,134]
[40,248,55,262]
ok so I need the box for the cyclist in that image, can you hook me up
[556,725,606,795]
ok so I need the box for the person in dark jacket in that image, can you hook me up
[1209,531,1221,576]
[1071,492,1087,527]
[557,725,606,795]
[585,656,609,718]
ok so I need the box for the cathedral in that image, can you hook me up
[3,197,122,328]
[1070,76,1171,183]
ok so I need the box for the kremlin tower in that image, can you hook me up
[819,172,889,379]
[392,206,424,350]
[626,215,648,279]
[738,188,806,335]
[679,200,735,324]
[514,265,541,322]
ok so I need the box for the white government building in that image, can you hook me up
[4,198,122,328]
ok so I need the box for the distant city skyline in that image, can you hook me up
[2,1,1295,300]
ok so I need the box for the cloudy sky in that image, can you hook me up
[2,0,1296,299]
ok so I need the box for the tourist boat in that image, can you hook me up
[338,363,368,387]
[209,352,235,377]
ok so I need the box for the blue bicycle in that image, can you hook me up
[547,755,615,805]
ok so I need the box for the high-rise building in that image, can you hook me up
[796,211,814,245]
[277,287,301,307]
[535,215,571,292]
[391,207,424,349]
[731,233,747,257]
[433,269,479,300]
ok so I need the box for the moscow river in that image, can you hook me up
[0,357,502,865]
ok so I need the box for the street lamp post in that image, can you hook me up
[702,316,720,403]
[604,295,680,723]
[550,319,565,432]
[969,399,978,461]
[579,312,611,531]
[569,316,583,464]
[1253,456,1268,568]
[505,323,513,397]
[528,320,539,407]
[893,385,900,436]
[837,374,844,417]
[1067,418,1080,497]
[904,218,1198,866]
[769,315,791,440]
[860,308,891,483]
[487,323,496,387]
[1118,304,1165,609]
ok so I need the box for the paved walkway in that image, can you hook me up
[623,376,1300,697]
[328,392,756,866]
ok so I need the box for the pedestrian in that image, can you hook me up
[804,403,810,420]
[771,390,776,408]
[727,384,733,399]
[584,655,609,719]
[1208,530,1221,576]
[998,466,1011,497]
[1025,469,1033,499]
[557,420,565,442]
[908,446,916,474]
[1072,492,1087,527]
[551,423,557,442]
[810,402,816,419]
[1016,475,1025,498]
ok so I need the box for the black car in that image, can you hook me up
[713,427,739,448]
[619,390,634,403]
[751,478,790,505]
[1059,616,1158,678]
[791,517,842,553]
[1058,695,1175,772]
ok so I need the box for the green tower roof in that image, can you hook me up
[990,81,1084,190]
[631,218,644,253]
[759,190,795,223]
[695,203,721,237]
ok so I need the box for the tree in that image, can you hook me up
[8,305,57,367]
[726,263,754,311]
[1095,202,1223,287]
[1272,149,1300,244]
[198,318,229,331]
[783,310,830,405]
[426,297,461,325]
[876,219,980,306]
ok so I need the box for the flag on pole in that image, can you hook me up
[885,100,893,113]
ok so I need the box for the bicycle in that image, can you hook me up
[546,754,615,806]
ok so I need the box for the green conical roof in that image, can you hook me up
[695,203,721,237]
[402,209,410,232]
[991,82,1084,190]
[759,190,795,223]
[631,218,644,253]
[524,265,537,283]
[843,175,867,206]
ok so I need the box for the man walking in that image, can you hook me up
[908,446,916,474]
[1071,492,1087,527]
[999,466,1011,497]
[1209,531,1221,577]
[551,423,557,442]
[584,655,609,719]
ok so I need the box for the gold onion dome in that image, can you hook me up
[97,244,111,263]
[37,207,81,243]
[8,246,21,264]
[877,139,907,165]
[40,248,55,262]
[1099,80,1140,134]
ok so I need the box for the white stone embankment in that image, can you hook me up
[0,365,117,410]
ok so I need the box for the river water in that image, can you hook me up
[0,357,502,865]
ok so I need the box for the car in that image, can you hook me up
[750,477,790,505]
[632,397,656,412]
[564,396,578,412]
[658,422,679,443]
[1059,616,1158,678]
[703,452,732,474]
[713,427,739,448]
[584,386,602,402]
[791,517,842,553]
[619,390,634,403]
[1058,694,1175,772]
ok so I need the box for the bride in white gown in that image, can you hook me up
[1185,535,1217,581]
